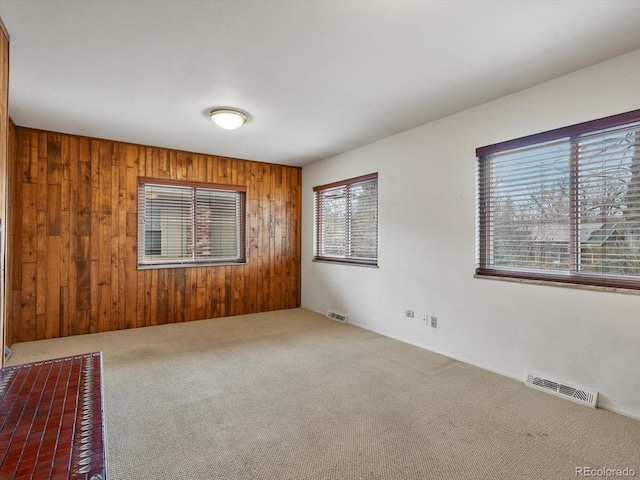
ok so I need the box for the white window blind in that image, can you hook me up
[477,109,640,289]
[314,173,378,266]
[138,179,246,268]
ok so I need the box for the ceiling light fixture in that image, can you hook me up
[210,109,247,130]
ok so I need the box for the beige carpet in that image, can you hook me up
[6,308,640,480]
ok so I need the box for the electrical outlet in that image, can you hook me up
[430,316,437,328]
[422,314,428,326]
[405,310,414,318]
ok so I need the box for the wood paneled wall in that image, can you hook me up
[0,20,8,364]
[6,127,301,345]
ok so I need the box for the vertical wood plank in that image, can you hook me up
[77,161,91,235]
[46,134,62,185]
[21,183,37,262]
[117,144,127,330]
[60,211,70,336]
[10,128,25,292]
[68,137,79,335]
[157,269,168,325]
[125,237,138,329]
[35,210,47,321]
[110,236,119,331]
[46,184,61,236]
[143,269,151,327]
[174,268,185,323]
[36,132,47,211]
[20,263,37,342]
[98,284,110,332]
[45,236,61,339]
[149,269,158,326]
[167,269,175,324]
[136,266,145,328]
[76,235,91,331]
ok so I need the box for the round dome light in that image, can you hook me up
[210,109,247,130]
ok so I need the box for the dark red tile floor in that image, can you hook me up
[0,352,106,480]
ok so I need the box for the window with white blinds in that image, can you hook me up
[314,173,378,266]
[138,178,246,268]
[477,109,640,289]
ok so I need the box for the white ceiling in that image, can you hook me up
[1,1,640,167]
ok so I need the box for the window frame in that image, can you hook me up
[138,177,247,269]
[476,108,640,290]
[313,172,379,267]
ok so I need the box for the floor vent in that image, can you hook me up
[326,310,348,323]
[525,372,597,408]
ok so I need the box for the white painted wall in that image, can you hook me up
[302,49,640,419]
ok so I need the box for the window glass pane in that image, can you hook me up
[142,185,193,263]
[319,187,347,257]
[490,141,571,272]
[578,127,640,277]
[196,189,241,260]
[145,230,161,256]
[350,180,378,259]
